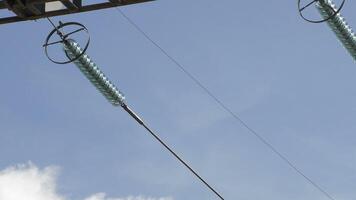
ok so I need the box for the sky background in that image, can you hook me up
[0,0,356,199]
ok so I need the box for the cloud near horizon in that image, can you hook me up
[0,163,173,200]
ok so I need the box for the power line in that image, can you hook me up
[115,8,336,200]
[122,105,225,200]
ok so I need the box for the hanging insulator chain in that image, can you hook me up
[317,0,356,61]
[61,39,225,200]
[63,39,126,106]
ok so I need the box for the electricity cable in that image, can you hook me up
[122,104,225,200]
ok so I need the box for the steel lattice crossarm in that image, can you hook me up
[0,0,154,25]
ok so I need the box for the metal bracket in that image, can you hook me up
[0,0,154,25]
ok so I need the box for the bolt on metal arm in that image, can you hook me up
[316,0,356,61]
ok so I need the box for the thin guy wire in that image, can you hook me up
[46,17,63,37]
[115,8,337,200]
[46,17,57,29]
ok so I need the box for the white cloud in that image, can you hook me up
[0,162,63,200]
[0,163,172,200]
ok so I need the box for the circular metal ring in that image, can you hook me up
[298,0,345,23]
[44,21,90,65]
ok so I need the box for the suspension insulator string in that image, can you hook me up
[317,0,356,61]
[62,39,225,200]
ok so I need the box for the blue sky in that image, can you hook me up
[0,0,356,200]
